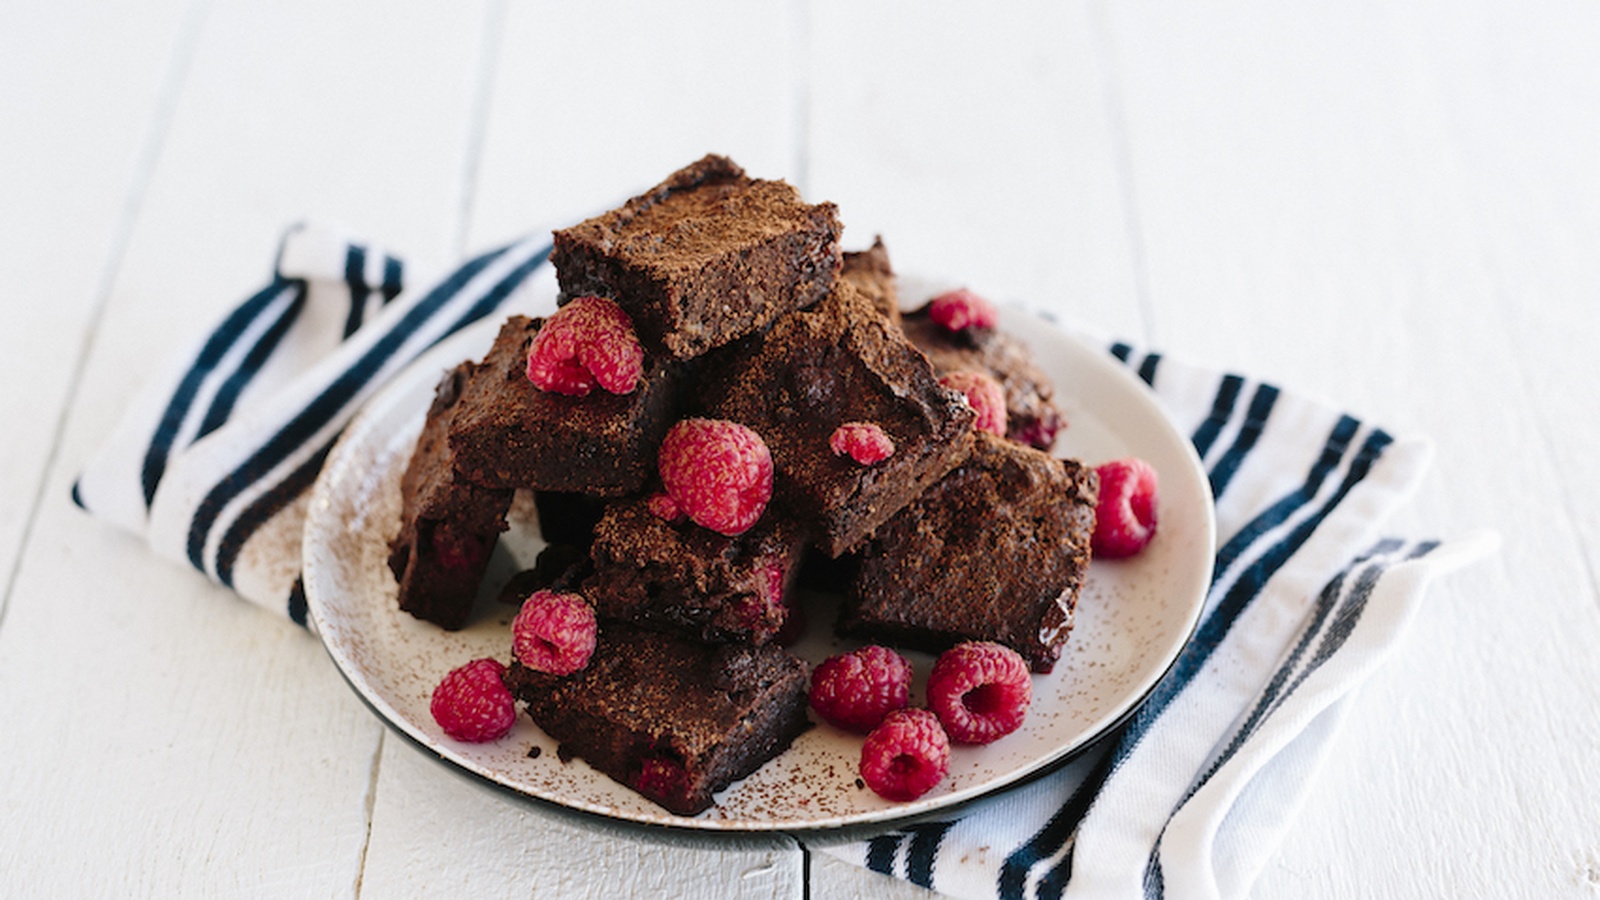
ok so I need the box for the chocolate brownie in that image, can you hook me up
[838,432,1098,673]
[504,624,811,816]
[448,316,681,495]
[901,304,1066,450]
[840,236,900,327]
[701,279,976,557]
[387,363,513,630]
[551,155,843,360]
[582,497,808,645]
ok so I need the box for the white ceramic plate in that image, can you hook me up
[303,291,1215,832]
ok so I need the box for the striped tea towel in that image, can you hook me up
[810,335,1495,899]
[72,223,553,622]
[74,225,1493,899]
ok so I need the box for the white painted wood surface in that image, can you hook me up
[2,2,1596,897]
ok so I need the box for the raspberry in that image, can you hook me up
[809,645,913,734]
[1092,457,1159,558]
[430,658,517,743]
[829,422,895,465]
[646,491,685,523]
[941,370,1007,436]
[512,590,598,675]
[657,418,773,536]
[633,753,690,801]
[927,642,1032,744]
[525,295,644,396]
[430,522,488,570]
[928,288,998,332]
[860,708,951,802]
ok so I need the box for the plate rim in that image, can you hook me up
[304,304,1215,832]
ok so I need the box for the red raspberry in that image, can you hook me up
[657,418,773,536]
[525,295,644,396]
[646,492,685,523]
[860,708,951,802]
[927,642,1032,744]
[430,523,488,570]
[928,288,998,332]
[809,645,913,734]
[633,754,690,802]
[829,422,895,465]
[941,370,1007,436]
[1092,457,1159,558]
[430,657,517,743]
[512,590,597,675]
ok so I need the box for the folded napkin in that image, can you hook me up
[75,224,1491,898]
[811,329,1493,898]
[73,223,553,621]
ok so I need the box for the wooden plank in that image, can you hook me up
[464,0,805,250]
[0,0,494,894]
[357,3,806,896]
[806,0,1143,338]
[1094,2,1600,897]
[0,0,196,616]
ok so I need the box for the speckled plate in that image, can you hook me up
[302,285,1214,832]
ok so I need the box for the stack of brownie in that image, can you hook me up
[386,155,1098,815]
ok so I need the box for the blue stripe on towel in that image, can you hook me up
[906,821,955,888]
[381,255,404,303]
[1191,374,1244,458]
[343,244,370,337]
[140,278,299,507]
[1207,383,1279,499]
[194,281,308,439]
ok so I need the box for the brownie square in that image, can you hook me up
[387,363,513,630]
[840,236,900,327]
[504,625,811,816]
[448,316,681,495]
[581,497,808,645]
[838,432,1099,673]
[551,154,843,360]
[901,303,1066,450]
[701,279,976,557]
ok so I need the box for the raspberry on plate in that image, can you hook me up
[927,641,1033,744]
[829,422,895,465]
[809,645,913,733]
[927,287,999,332]
[512,590,598,675]
[430,657,517,743]
[1092,457,1159,558]
[657,418,774,536]
[940,370,1007,437]
[860,708,951,802]
[525,295,644,396]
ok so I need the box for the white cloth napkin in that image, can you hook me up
[73,223,553,622]
[74,225,1492,898]
[810,324,1494,899]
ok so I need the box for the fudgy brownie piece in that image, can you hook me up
[582,497,808,645]
[838,432,1098,673]
[901,304,1066,450]
[701,280,975,557]
[504,624,811,816]
[840,236,900,327]
[552,155,843,360]
[387,363,513,630]
[448,316,681,495]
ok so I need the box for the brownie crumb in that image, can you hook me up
[527,745,543,759]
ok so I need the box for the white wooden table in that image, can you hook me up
[4,2,1598,897]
